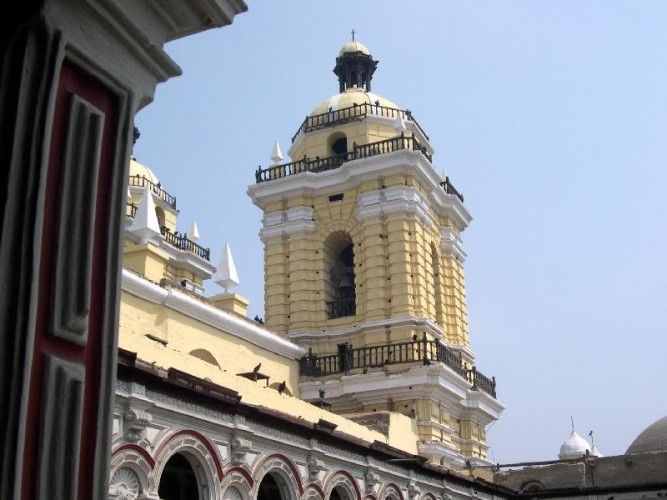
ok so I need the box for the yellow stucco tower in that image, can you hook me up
[248,41,503,467]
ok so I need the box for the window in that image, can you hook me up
[324,231,356,319]
[329,133,348,157]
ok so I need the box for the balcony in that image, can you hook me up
[299,335,497,398]
[159,226,210,261]
[129,174,177,209]
[256,133,432,183]
[440,177,465,203]
[291,102,429,143]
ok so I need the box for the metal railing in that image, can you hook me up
[326,297,356,319]
[159,226,210,261]
[255,133,432,183]
[126,202,138,218]
[440,177,465,203]
[299,334,497,398]
[128,175,177,209]
[291,102,429,143]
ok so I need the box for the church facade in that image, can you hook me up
[108,41,666,500]
[111,41,505,500]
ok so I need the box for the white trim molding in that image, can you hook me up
[248,150,472,230]
[299,364,504,423]
[287,315,446,344]
[260,206,316,242]
[356,186,435,227]
[121,269,306,359]
[440,227,466,263]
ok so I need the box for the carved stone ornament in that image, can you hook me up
[307,456,326,481]
[440,483,455,500]
[123,409,152,443]
[230,436,252,465]
[407,482,421,500]
[364,470,381,494]
[109,467,140,499]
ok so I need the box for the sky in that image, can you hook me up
[134,1,667,464]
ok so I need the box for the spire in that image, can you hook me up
[271,141,284,165]
[589,430,603,457]
[189,221,200,241]
[212,242,240,293]
[394,111,406,133]
[129,187,161,242]
[333,39,378,93]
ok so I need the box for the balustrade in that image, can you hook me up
[299,335,496,398]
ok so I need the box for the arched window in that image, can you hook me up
[158,453,199,500]
[329,133,348,157]
[324,231,356,319]
[330,485,353,500]
[257,472,294,500]
[155,205,166,228]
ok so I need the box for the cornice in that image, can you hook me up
[121,269,305,359]
[247,150,472,230]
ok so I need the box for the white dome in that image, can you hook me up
[558,430,591,460]
[129,158,159,184]
[309,88,401,117]
[339,41,370,56]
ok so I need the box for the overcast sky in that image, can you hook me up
[134,1,667,463]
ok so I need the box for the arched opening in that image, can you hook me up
[330,485,352,500]
[324,231,356,319]
[155,205,166,228]
[158,453,199,500]
[189,348,221,368]
[520,480,544,493]
[257,472,293,500]
[329,133,348,158]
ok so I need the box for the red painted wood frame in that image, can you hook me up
[22,59,119,500]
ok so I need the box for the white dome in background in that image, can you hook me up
[558,429,591,460]
[129,158,159,184]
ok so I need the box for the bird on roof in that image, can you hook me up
[277,381,287,394]
[252,363,261,373]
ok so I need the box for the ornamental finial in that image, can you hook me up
[351,29,355,41]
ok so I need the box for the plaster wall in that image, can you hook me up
[119,290,300,396]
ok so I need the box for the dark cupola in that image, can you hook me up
[333,40,378,93]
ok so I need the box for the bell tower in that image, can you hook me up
[248,41,503,467]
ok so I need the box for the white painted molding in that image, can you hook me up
[356,185,435,227]
[299,364,504,423]
[248,150,471,230]
[441,227,467,263]
[417,441,467,467]
[121,269,306,359]
[260,206,316,241]
[157,240,216,278]
[287,314,446,343]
